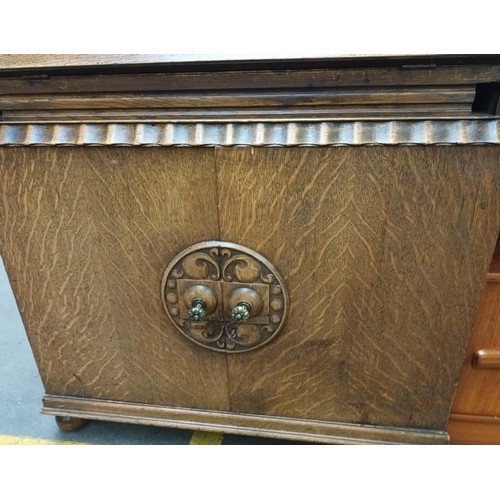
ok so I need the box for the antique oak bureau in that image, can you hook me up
[0,55,499,444]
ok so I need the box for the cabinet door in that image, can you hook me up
[0,147,229,411]
[215,146,500,430]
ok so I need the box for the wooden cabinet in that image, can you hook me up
[449,236,500,444]
[0,55,499,444]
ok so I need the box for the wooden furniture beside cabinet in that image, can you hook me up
[0,55,499,444]
[449,235,500,444]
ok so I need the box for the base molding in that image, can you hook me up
[42,394,448,445]
[448,413,500,444]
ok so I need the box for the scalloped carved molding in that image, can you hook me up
[0,120,499,146]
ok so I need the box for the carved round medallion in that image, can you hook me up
[161,241,289,353]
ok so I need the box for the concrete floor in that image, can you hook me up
[0,256,293,445]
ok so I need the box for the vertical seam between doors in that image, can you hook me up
[214,146,232,413]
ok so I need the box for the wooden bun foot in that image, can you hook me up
[55,415,88,431]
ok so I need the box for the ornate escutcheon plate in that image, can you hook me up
[161,241,289,353]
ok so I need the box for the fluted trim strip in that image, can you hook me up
[0,120,499,146]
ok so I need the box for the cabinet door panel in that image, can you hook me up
[0,147,229,411]
[216,147,500,429]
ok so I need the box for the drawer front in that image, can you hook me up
[452,279,500,417]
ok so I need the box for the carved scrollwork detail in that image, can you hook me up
[222,254,262,283]
[182,250,220,280]
[188,321,225,345]
[229,324,262,347]
[161,241,288,353]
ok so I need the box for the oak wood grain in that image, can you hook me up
[0,147,229,411]
[216,146,500,431]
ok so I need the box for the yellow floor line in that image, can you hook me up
[189,431,224,445]
[0,434,87,445]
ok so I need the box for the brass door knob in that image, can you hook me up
[228,287,263,323]
[232,302,251,322]
[184,285,218,322]
[188,299,208,322]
